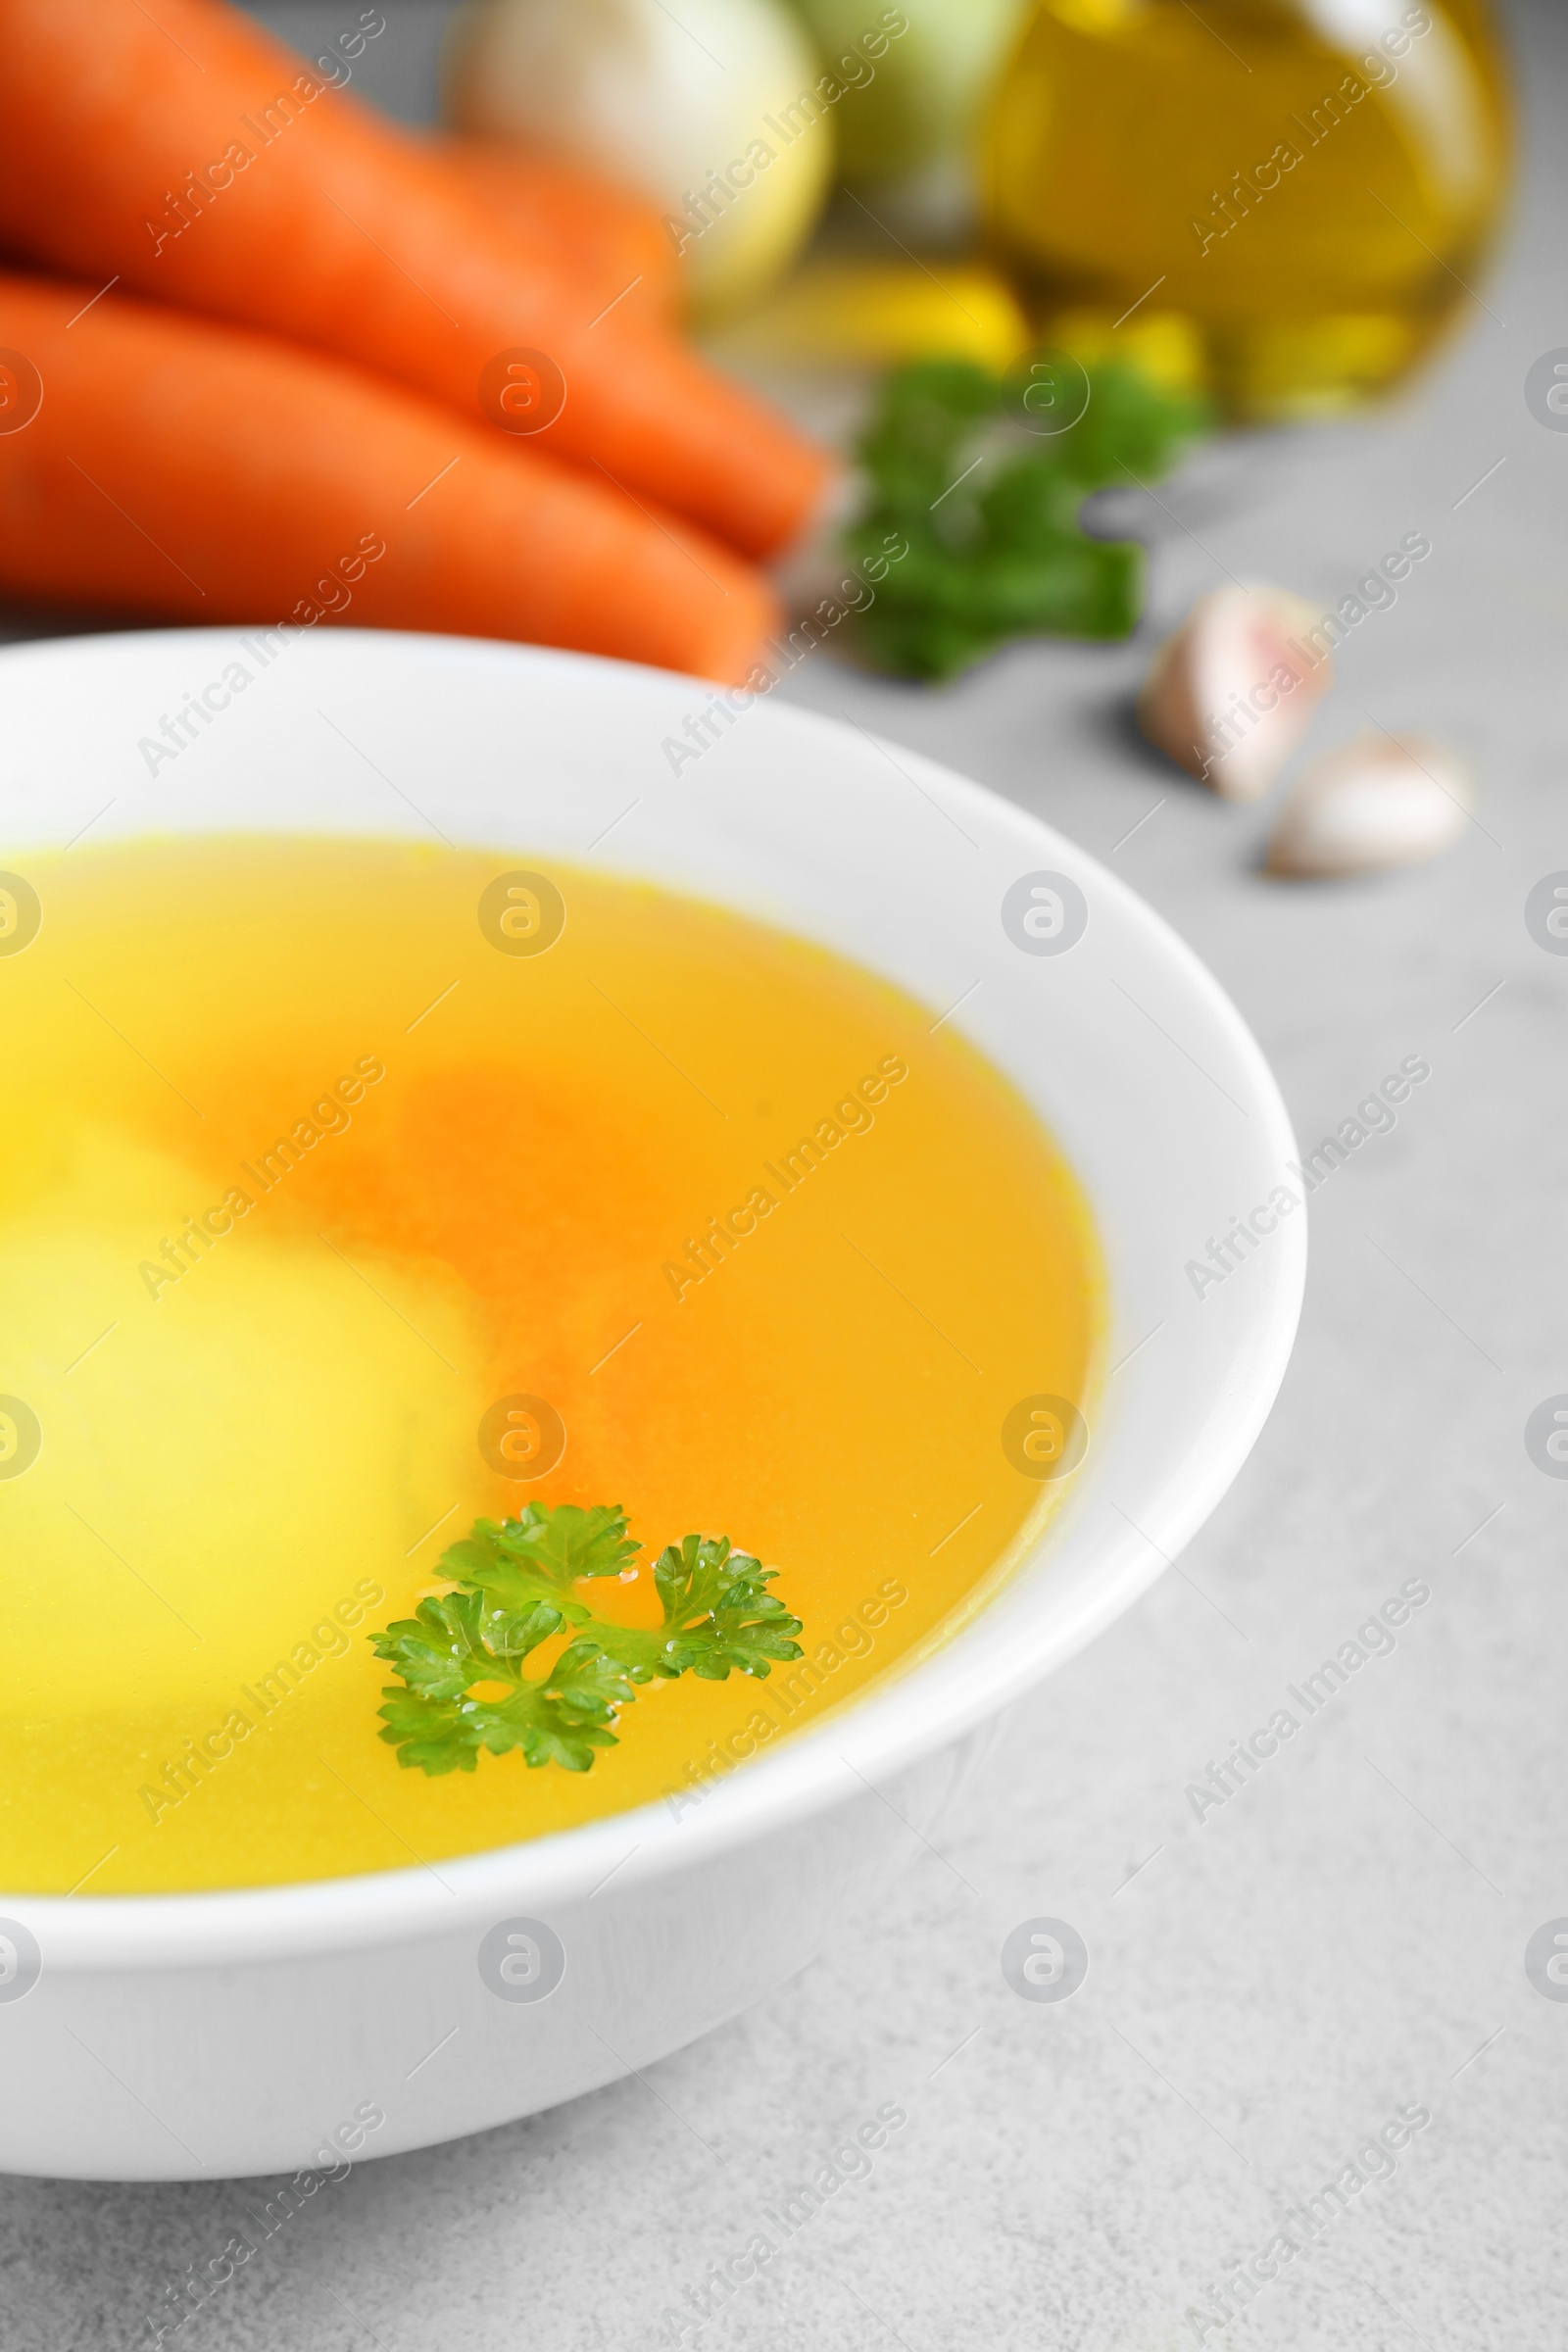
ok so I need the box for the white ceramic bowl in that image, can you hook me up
[0,628,1303,2181]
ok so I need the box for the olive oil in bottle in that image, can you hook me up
[982,0,1510,417]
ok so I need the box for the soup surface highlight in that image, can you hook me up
[0,838,1101,1891]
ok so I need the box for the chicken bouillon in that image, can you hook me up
[0,838,1100,1891]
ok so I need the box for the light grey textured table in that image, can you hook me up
[5,5,1566,2346]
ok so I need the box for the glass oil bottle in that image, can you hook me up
[982,0,1510,417]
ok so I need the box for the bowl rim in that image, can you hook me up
[0,626,1305,1968]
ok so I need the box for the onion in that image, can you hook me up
[443,0,834,318]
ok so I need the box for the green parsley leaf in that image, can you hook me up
[842,353,1211,681]
[374,1679,622,1778]
[374,1589,564,1703]
[372,1588,624,1775]
[372,1501,805,1778]
[437,1501,639,1623]
[653,1535,806,1680]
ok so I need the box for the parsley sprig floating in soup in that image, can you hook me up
[373,1502,804,1776]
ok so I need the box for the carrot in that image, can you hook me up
[427,136,684,329]
[0,0,828,560]
[0,270,779,683]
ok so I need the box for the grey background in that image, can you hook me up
[4,2,1566,2345]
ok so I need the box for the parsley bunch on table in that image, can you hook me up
[373,1502,803,1777]
[842,354,1211,681]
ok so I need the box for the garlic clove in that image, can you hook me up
[1138,584,1332,801]
[1265,733,1471,878]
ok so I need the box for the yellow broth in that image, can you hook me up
[0,838,1101,1890]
